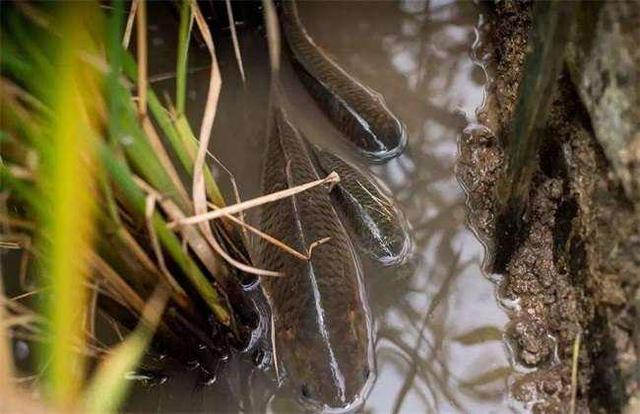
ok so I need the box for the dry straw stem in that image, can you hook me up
[148,66,210,84]
[262,0,280,74]
[0,232,30,250]
[3,288,112,361]
[171,113,226,207]
[3,314,42,330]
[133,175,280,278]
[86,287,98,343]
[0,241,21,249]
[163,191,283,278]
[89,252,146,317]
[0,214,34,231]
[98,218,174,304]
[186,0,244,280]
[135,0,147,115]
[184,2,284,278]
[570,331,582,414]
[201,146,249,240]
[143,194,190,304]
[7,164,34,181]
[207,200,308,260]
[225,0,246,83]
[122,0,138,49]
[189,0,221,240]
[115,226,165,283]
[206,202,330,262]
[171,171,340,227]
[18,238,33,289]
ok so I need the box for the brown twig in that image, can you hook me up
[262,0,280,74]
[122,0,139,49]
[570,331,582,414]
[225,0,246,83]
[206,202,329,262]
[171,171,340,227]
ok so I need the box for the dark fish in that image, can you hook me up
[258,108,374,412]
[311,145,412,266]
[281,0,407,162]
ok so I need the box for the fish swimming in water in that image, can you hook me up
[258,108,375,412]
[309,145,412,266]
[281,0,407,163]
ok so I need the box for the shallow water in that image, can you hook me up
[126,1,511,412]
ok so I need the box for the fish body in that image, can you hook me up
[281,0,407,162]
[311,146,412,266]
[258,109,374,412]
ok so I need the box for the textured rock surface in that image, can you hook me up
[566,1,640,202]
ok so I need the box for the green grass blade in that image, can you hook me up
[125,53,226,207]
[106,0,125,146]
[176,0,192,115]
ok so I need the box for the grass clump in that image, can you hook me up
[0,0,265,411]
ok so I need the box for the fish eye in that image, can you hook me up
[363,367,371,381]
[300,384,313,399]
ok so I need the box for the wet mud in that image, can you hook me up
[458,1,639,412]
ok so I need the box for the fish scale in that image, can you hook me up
[281,0,407,162]
[258,109,374,411]
[311,146,413,266]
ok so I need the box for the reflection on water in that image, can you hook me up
[126,1,510,412]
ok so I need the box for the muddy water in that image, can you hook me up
[126,1,511,412]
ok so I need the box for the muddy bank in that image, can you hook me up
[458,1,639,412]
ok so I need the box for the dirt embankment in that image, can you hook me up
[458,1,639,412]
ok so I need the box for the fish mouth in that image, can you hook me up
[375,233,414,268]
[378,206,415,267]
[297,385,372,414]
[304,360,377,414]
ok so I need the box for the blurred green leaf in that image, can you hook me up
[35,3,104,405]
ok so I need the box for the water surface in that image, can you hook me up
[127,1,510,412]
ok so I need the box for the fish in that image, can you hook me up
[310,145,412,266]
[281,0,407,163]
[258,108,375,412]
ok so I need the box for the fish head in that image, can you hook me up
[370,114,407,160]
[275,305,374,413]
[367,205,413,266]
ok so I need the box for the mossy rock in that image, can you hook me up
[566,1,640,203]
